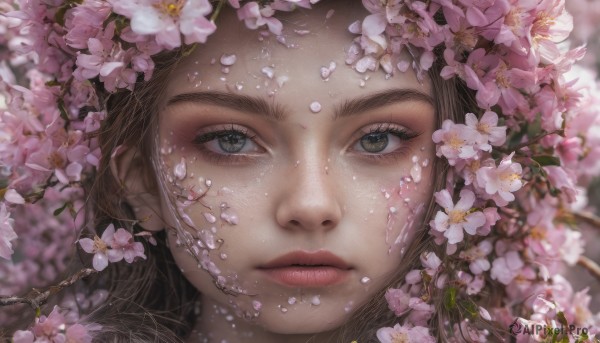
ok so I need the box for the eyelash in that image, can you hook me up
[351,123,420,162]
[191,123,420,165]
[192,124,262,165]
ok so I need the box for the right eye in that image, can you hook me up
[192,126,265,164]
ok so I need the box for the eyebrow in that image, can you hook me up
[165,88,433,121]
[334,89,433,120]
[166,91,287,121]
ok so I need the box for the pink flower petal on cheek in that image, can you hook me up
[362,13,387,36]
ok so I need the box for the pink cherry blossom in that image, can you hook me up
[490,250,524,285]
[430,189,486,244]
[0,203,17,260]
[385,288,411,316]
[432,120,479,165]
[109,0,217,50]
[464,111,507,150]
[376,323,436,343]
[456,270,485,295]
[529,0,573,64]
[106,228,146,263]
[31,305,67,341]
[236,2,283,36]
[459,239,492,274]
[475,153,523,206]
[12,330,34,343]
[543,165,577,203]
[78,224,116,271]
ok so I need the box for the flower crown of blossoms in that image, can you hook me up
[1,0,600,341]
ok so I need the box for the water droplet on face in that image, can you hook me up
[360,276,371,284]
[311,295,321,306]
[359,79,366,87]
[220,253,228,260]
[220,211,239,225]
[235,82,244,91]
[389,206,398,214]
[187,71,199,83]
[203,212,217,224]
[220,53,237,66]
[344,301,354,313]
[422,158,430,167]
[276,75,289,88]
[294,29,311,35]
[221,67,230,74]
[288,297,296,305]
[410,163,422,183]
[174,158,187,180]
[280,306,288,313]
[252,300,262,311]
[309,101,322,113]
[261,66,275,79]
[205,179,212,187]
[325,9,335,19]
[218,187,234,195]
[225,315,234,321]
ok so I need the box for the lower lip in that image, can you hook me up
[260,266,350,287]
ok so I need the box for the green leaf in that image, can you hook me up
[532,155,560,166]
[508,129,527,150]
[54,5,69,26]
[460,299,478,318]
[527,114,542,138]
[53,202,69,216]
[58,99,70,122]
[557,311,569,327]
[443,286,457,311]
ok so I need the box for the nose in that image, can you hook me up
[275,157,342,232]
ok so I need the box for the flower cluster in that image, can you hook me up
[12,305,99,343]
[1,0,600,342]
[349,0,600,340]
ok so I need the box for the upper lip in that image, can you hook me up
[258,250,352,270]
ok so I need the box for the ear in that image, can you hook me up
[110,145,165,232]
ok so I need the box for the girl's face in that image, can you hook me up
[153,3,435,340]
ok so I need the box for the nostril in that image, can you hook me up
[322,219,333,227]
[289,219,301,226]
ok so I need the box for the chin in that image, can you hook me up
[255,308,349,334]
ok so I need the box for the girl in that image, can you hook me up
[1,0,599,342]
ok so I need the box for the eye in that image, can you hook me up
[352,123,419,157]
[192,125,265,163]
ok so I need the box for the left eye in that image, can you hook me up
[353,127,417,155]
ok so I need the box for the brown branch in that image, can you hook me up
[573,211,600,229]
[577,256,600,283]
[0,268,97,310]
[498,129,564,155]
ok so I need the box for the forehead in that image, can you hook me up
[163,3,430,111]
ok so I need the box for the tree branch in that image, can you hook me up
[577,256,600,283]
[573,211,600,229]
[0,268,97,310]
